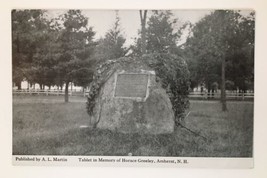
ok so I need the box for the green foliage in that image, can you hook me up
[12,10,47,89]
[86,53,190,126]
[130,10,187,57]
[142,53,190,125]
[28,21,61,88]
[225,80,235,90]
[94,13,128,62]
[146,11,180,54]
[12,9,96,99]
[129,37,142,57]
[184,10,255,92]
[56,10,96,86]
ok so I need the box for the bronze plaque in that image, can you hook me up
[115,73,149,98]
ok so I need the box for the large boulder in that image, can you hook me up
[87,54,190,134]
[91,67,175,134]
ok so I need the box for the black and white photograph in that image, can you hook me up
[12,9,254,166]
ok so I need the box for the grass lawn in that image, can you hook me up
[13,95,253,157]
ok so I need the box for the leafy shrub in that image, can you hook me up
[142,53,190,126]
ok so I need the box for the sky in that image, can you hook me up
[46,9,253,46]
[47,10,212,46]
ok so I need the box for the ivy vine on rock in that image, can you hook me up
[86,53,190,127]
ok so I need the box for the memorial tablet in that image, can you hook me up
[114,73,149,98]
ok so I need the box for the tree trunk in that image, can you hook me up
[65,81,69,103]
[39,83,42,90]
[16,81,21,90]
[140,10,147,55]
[212,88,215,98]
[221,57,227,111]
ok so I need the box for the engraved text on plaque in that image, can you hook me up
[114,73,149,98]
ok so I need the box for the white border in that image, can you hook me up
[1,0,267,178]
[12,155,253,168]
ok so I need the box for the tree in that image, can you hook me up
[12,10,97,100]
[225,12,255,92]
[184,10,255,111]
[130,10,186,57]
[12,10,47,89]
[94,11,128,62]
[57,10,96,102]
[146,11,181,54]
[12,10,62,90]
[139,10,147,54]
[27,16,61,89]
